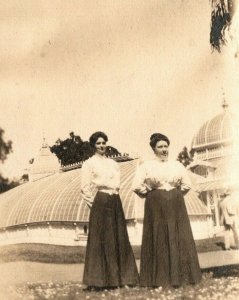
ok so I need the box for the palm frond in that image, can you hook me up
[210,0,234,52]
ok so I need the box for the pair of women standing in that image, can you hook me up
[81,131,201,290]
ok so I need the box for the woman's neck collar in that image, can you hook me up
[95,153,106,159]
[154,155,168,163]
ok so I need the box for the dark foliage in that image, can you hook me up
[210,0,233,52]
[21,174,29,182]
[0,128,12,163]
[0,128,19,194]
[50,132,121,166]
[0,175,19,194]
[177,146,194,167]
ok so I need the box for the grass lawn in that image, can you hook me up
[12,267,239,300]
[0,238,239,300]
[0,236,224,264]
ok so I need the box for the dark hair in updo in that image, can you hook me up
[149,133,170,149]
[89,131,108,148]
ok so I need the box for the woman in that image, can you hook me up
[81,131,139,290]
[219,189,239,250]
[133,133,202,288]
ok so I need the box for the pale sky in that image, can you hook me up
[1,0,239,178]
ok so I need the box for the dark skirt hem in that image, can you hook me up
[83,191,139,287]
[140,188,202,287]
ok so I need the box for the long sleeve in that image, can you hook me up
[81,155,120,205]
[179,164,191,195]
[114,163,121,191]
[132,163,150,197]
[81,160,94,207]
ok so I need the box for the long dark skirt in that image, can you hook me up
[83,192,139,287]
[140,189,202,287]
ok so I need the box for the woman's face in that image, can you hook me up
[95,137,107,155]
[154,140,169,161]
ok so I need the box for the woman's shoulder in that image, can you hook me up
[138,159,157,169]
[166,160,187,174]
[82,156,95,167]
[168,159,184,168]
[107,157,119,168]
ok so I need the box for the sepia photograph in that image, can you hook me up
[0,0,239,299]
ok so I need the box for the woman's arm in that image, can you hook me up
[132,163,151,197]
[81,160,94,208]
[113,162,121,192]
[179,163,191,195]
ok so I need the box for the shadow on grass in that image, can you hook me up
[0,236,225,264]
[203,264,239,278]
[0,244,86,264]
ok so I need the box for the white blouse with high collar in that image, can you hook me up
[132,158,191,197]
[81,154,120,206]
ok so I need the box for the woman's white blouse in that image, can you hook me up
[81,154,120,206]
[132,159,191,197]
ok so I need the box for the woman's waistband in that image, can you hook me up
[97,187,119,195]
[153,186,178,192]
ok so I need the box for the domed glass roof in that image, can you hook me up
[0,160,139,228]
[192,109,239,150]
[0,159,209,229]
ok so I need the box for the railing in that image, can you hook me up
[60,153,135,172]
[60,161,83,172]
[108,153,134,162]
